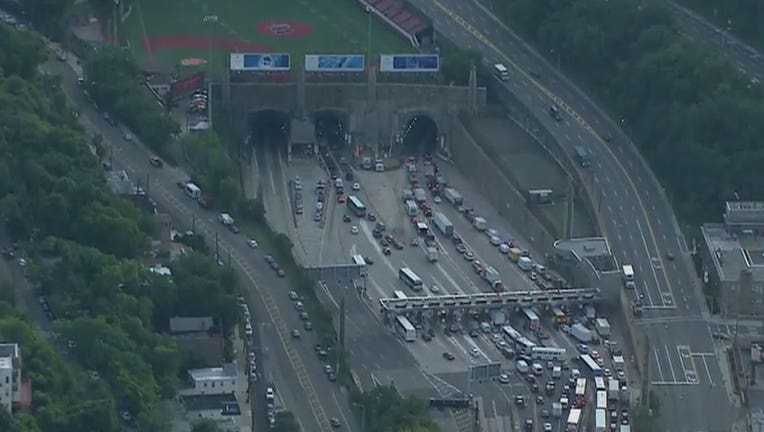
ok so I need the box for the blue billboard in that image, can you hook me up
[379,54,439,72]
[230,53,291,71]
[305,54,365,72]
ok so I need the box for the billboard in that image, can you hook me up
[170,72,204,101]
[379,54,439,72]
[305,54,365,72]
[230,53,291,71]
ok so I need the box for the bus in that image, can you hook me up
[395,315,416,342]
[596,390,608,410]
[399,267,424,291]
[393,290,407,300]
[594,376,607,391]
[352,254,367,277]
[581,354,602,377]
[552,307,568,325]
[347,195,366,217]
[566,408,581,432]
[531,346,566,362]
[501,325,537,354]
[522,308,541,331]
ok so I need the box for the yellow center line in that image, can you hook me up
[429,0,675,297]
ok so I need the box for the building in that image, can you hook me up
[180,362,238,397]
[181,393,241,432]
[169,317,215,335]
[701,202,764,316]
[0,343,30,413]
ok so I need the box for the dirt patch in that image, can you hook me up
[256,21,313,38]
[144,35,270,53]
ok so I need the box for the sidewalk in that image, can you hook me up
[232,328,254,432]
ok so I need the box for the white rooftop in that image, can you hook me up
[0,357,11,369]
[188,362,237,381]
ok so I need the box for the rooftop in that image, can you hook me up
[0,357,11,369]
[702,224,764,282]
[0,343,19,358]
[188,362,237,382]
[724,201,764,225]
[182,393,240,414]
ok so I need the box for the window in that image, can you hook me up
[204,382,208,388]
[211,382,215,388]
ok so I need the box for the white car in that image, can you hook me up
[499,373,510,384]
[469,347,480,357]
[247,239,258,248]
[288,291,299,300]
[433,196,442,204]
[544,422,552,432]
[351,226,359,235]
[429,284,440,293]
[352,182,360,191]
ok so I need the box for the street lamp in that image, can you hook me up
[366,7,373,69]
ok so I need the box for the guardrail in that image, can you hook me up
[379,288,601,312]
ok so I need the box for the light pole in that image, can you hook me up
[113,0,120,45]
[366,7,373,68]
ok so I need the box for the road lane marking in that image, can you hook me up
[652,347,665,381]
[664,345,678,382]
[430,0,678,302]
[636,221,663,302]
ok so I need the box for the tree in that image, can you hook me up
[18,0,74,37]
[354,385,439,432]
[192,419,223,432]
[440,47,485,86]
[273,411,301,432]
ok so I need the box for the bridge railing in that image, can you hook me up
[379,288,600,312]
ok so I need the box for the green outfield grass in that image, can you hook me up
[121,0,413,75]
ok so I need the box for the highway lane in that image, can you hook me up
[409,0,732,429]
[43,57,360,432]
[666,1,764,82]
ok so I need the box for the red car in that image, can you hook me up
[337,195,346,204]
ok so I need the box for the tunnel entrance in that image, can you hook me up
[314,111,347,151]
[249,110,291,153]
[400,115,438,156]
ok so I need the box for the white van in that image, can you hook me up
[499,243,510,254]
[493,63,509,81]
[219,213,234,226]
[480,322,492,333]
[532,362,544,375]
[516,360,529,374]
[184,183,201,199]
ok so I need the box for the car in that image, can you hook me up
[122,132,132,141]
[291,329,301,338]
[596,357,605,367]
[393,240,404,250]
[603,368,612,377]
[352,182,360,191]
[514,395,525,406]
[343,214,351,223]
[442,352,455,361]
[324,364,334,375]
[328,372,337,382]
[463,250,475,261]
[330,418,341,428]
[616,369,626,380]
[149,156,163,167]
[469,348,480,357]
[299,312,309,321]
[383,247,391,256]
[367,213,376,222]
[337,195,346,204]
[294,301,304,311]
[351,225,359,235]
[469,330,479,338]
[247,239,258,248]
[666,250,675,261]
[540,409,550,418]
[456,243,467,253]
[288,291,299,300]
[543,422,552,432]
[264,255,275,264]
[304,321,312,331]
[499,373,510,384]
[602,133,613,142]
[429,284,440,293]
[276,268,285,278]
[363,256,374,265]
[433,196,442,204]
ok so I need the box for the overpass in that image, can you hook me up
[378,288,601,314]
[219,66,487,159]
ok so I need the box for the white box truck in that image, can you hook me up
[472,217,487,231]
[622,264,635,289]
[570,324,593,343]
[432,212,454,236]
[595,318,611,338]
[608,379,619,401]
[483,266,503,291]
[443,188,463,206]
[552,402,562,418]
[405,200,418,216]
[414,187,427,202]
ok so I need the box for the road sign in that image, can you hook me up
[469,362,502,381]
[306,264,363,283]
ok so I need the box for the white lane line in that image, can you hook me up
[698,355,714,385]
[664,345,678,382]
[652,347,665,381]
[435,263,468,295]
[637,220,664,298]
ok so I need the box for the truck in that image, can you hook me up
[443,188,464,206]
[570,323,593,343]
[552,402,562,418]
[595,318,611,338]
[508,247,523,262]
[595,409,606,432]
[405,200,418,216]
[414,188,427,203]
[425,246,438,262]
[620,426,630,432]
[613,355,625,370]
[482,266,503,291]
[622,264,635,289]
[518,256,533,271]
[608,379,619,401]
[472,216,487,231]
[552,366,562,379]
[424,163,435,179]
[432,212,454,236]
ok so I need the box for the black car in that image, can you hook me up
[363,256,374,265]
[382,247,391,256]
[442,352,455,361]
[367,213,376,222]
[343,214,351,223]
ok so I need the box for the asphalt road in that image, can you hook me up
[409,0,733,429]
[666,1,763,83]
[42,55,359,432]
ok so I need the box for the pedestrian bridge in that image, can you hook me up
[379,288,601,313]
